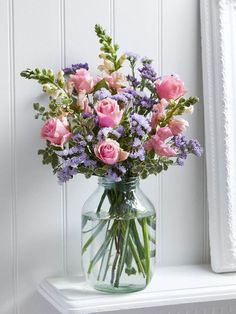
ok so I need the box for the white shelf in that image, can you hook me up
[38,264,236,314]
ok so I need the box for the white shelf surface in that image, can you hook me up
[38,264,236,314]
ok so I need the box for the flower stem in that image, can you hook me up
[128,234,146,277]
[82,220,107,255]
[102,236,115,281]
[110,230,121,284]
[97,190,107,213]
[114,220,130,288]
[87,222,117,274]
[120,218,146,277]
[142,218,151,284]
[97,220,111,280]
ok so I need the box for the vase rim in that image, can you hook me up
[98,176,140,189]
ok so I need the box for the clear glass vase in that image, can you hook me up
[81,177,156,293]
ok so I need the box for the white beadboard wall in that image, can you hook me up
[0,0,209,313]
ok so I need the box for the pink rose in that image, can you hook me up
[169,118,189,135]
[144,128,176,157]
[151,99,169,129]
[104,72,126,91]
[41,117,72,147]
[94,139,129,165]
[70,69,94,93]
[95,98,123,128]
[77,93,93,114]
[155,75,186,100]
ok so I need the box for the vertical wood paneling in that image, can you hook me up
[162,0,205,265]
[13,0,63,313]
[59,0,68,276]
[65,0,111,275]
[157,0,164,265]
[0,1,14,313]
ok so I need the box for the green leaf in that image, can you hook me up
[163,164,168,171]
[51,153,59,169]
[38,149,45,155]
[94,168,107,176]
[93,79,109,93]
[39,106,45,113]
[33,103,40,111]
[125,267,137,276]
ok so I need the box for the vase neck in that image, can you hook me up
[98,177,139,191]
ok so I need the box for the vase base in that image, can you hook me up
[93,282,147,294]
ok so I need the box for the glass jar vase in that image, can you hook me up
[81,177,156,293]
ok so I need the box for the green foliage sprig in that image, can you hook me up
[160,96,199,127]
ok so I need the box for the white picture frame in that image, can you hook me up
[201,0,236,272]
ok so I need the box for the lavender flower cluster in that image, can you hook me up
[57,133,98,183]
[63,63,89,75]
[127,75,140,88]
[138,61,157,82]
[106,164,127,182]
[174,135,203,166]
[97,126,124,141]
[130,113,151,137]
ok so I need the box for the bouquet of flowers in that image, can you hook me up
[21,25,202,292]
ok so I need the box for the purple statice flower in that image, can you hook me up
[84,159,97,167]
[174,135,188,166]
[57,149,69,157]
[86,135,93,142]
[111,90,134,104]
[125,89,155,109]
[176,151,188,166]
[72,132,83,142]
[122,88,137,98]
[57,146,83,157]
[57,166,77,183]
[138,63,157,82]
[72,135,87,146]
[94,88,111,100]
[111,129,123,139]
[97,127,122,141]
[141,57,153,64]
[127,75,140,88]
[176,158,184,166]
[68,146,84,155]
[133,137,141,147]
[97,128,113,140]
[111,93,128,103]
[130,113,151,137]
[174,135,203,166]
[72,146,85,153]
[63,63,89,75]
[139,94,156,109]
[116,164,127,175]
[82,112,93,119]
[106,168,121,182]
[130,146,145,161]
[188,139,203,157]
[116,125,124,136]
[126,51,139,62]
[106,164,128,182]
[174,135,188,150]
[59,131,98,172]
